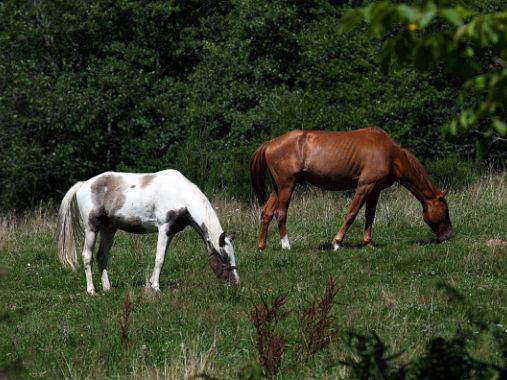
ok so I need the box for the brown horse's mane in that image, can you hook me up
[400,147,437,199]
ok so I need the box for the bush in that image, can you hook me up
[425,156,482,189]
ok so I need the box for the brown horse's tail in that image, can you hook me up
[250,141,270,205]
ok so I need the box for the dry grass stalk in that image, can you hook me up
[250,295,289,379]
[119,295,134,348]
[297,277,340,361]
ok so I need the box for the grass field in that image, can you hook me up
[1,173,506,379]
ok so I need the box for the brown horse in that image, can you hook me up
[250,127,453,250]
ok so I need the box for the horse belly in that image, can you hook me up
[109,214,158,234]
[110,199,159,234]
[303,171,358,191]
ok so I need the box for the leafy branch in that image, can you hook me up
[339,0,507,145]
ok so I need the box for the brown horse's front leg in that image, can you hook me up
[258,192,277,250]
[333,184,374,250]
[363,190,380,246]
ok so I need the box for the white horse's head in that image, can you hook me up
[208,232,240,284]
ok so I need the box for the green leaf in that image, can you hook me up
[459,111,470,128]
[419,6,437,28]
[492,119,507,135]
[368,1,397,37]
[440,8,464,26]
[482,21,499,45]
[380,39,395,73]
[397,4,418,23]
[337,10,362,34]
[447,119,458,135]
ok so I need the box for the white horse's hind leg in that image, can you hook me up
[83,229,98,295]
[149,228,173,291]
[97,226,116,292]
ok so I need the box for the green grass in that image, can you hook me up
[1,174,506,379]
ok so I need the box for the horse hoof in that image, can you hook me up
[280,235,291,250]
[87,289,97,296]
[333,242,342,251]
[362,241,374,248]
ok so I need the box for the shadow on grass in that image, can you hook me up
[111,279,181,291]
[411,238,439,246]
[318,241,386,251]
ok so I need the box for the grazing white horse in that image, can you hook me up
[57,169,240,294]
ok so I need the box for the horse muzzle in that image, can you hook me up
[227,268,240,285]
[437,227,454,242]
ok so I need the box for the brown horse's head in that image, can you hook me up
[208,232,240,284]
[423,190,453,242]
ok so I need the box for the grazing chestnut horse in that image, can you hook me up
[57,169,239,294]
[250,127,453,250]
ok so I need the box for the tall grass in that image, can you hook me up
[0,173,506,379]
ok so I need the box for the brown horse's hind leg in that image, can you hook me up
[258,191,278,250]
[275,185,296,250]
[333,183,375,250]
[363,190,380,246]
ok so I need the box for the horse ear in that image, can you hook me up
[219,232,226,247]
[437,190,449,199]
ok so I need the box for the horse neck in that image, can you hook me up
[185,188,224,253]
[395,149,437,204]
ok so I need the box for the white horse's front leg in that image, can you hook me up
[149,228,173,291]
[83,229,98,295]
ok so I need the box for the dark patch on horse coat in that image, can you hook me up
[110,216,147,234]
[165,208,192,235]
[90,174,127,213]
[140,174,156,188]
[88,174,128,232]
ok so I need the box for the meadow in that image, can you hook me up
[1,173,506,379]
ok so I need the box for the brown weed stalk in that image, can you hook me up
[250,295,289,379]
[118,295,133,348]
[297,277,340,361]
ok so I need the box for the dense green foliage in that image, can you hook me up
[1,174,506,378]
[340,0,507,153]
[0,0,505,210]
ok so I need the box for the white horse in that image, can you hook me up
[57,169,240,294]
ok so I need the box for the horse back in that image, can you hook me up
[266,128,399,190]
[76,170,188,233]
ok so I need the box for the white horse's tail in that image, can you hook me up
[57,182,84,270]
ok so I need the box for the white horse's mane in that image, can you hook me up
[204,199,224,251]
[187,182,224,252]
